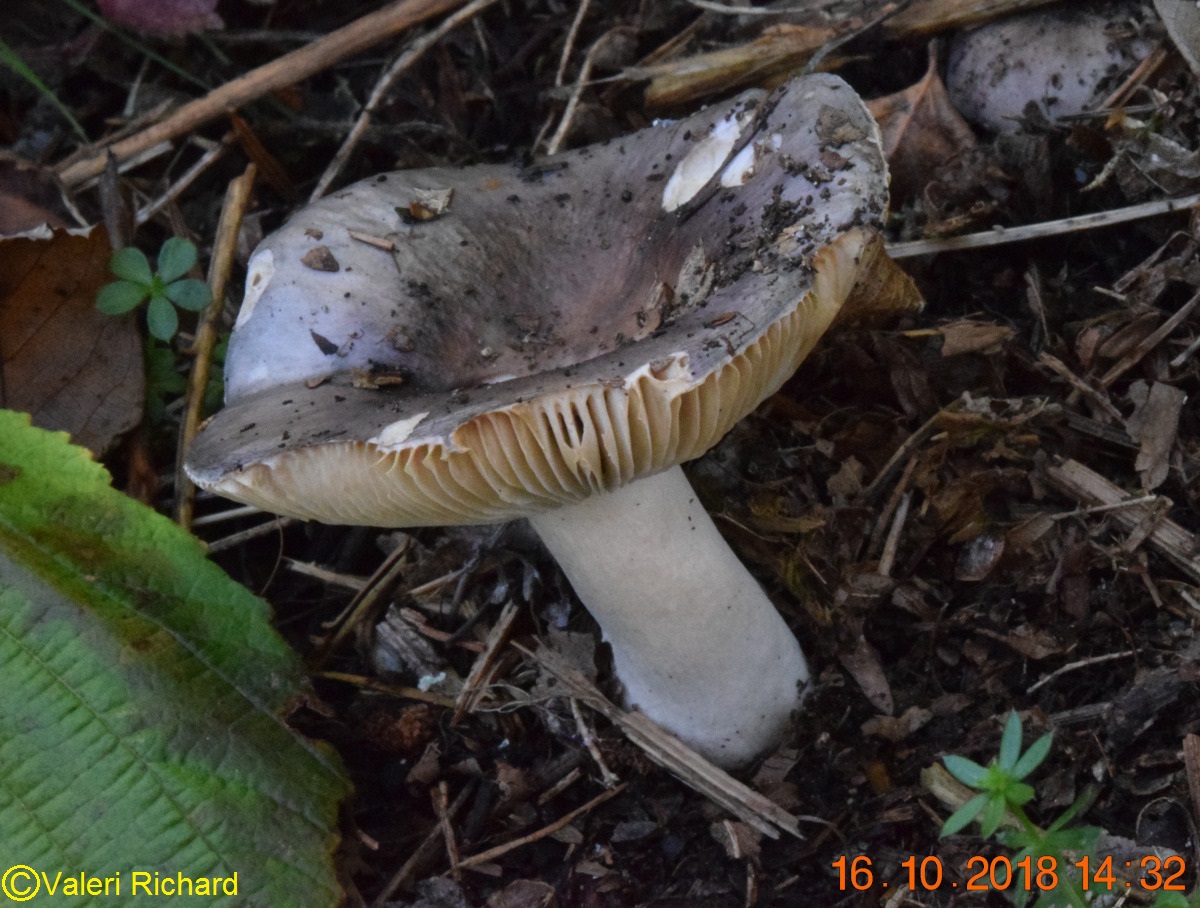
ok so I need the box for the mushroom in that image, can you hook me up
[187,74,896,767]
[946,1,1153,134]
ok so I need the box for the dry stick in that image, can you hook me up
[451,600,520,724]
[1036,352,1123,422]
[56,0,467,189]
[1026,651,1136,695]
[372,782,473,906]
[876,490,912,579]
[315,543,411,665]
[1098,287,1200,387]
[887,191,1200,259]
[453,782,629,871]
[570,696,621,788]
[545,28,623,155]
[205,516,294,553]
[176,164,257,528]
[136,135,231,225]
[1044,458,1200,585]
[522,643,803,840]
[310,0,500,200]
[554,0,593,87]
[434,781,462,882]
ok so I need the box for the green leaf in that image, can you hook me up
[1013,732,1053,780]
[157,236,198,283]
[146,294,179,341]
[941,792,989,836]
[144,340,188,423]
[943,754,987,788]
[1005,780,1035,806]
[0,411,349,906]
[165,278,212,311]
[999,711,1023,771]
[96,280,150,315]
[979,795,1008,837]
[109,246,155,285]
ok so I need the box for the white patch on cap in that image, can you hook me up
[370,412,430,448]
[236,249,275,328]
[662,112,752,212]
[720,132,783,187]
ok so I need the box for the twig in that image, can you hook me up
[521,643,804,840]
[310,0,500,200]
[1098,287,1200,387]
[545,28,623,155]
[1043,458,1200,584]
[887,192,1200,259]
[1036,352,1123,422]
[136,135,232,226]
[176,163,257,529]
[56,0,468,188]
[372,782,473,905]
[204,516,293,553]
[434,781,461,881]
[554,0,593,87]
[190,503,262,526]
[876,490,912,578]
[315,543,411,665]
[1026,651,1136,694]
[451,600,520,723]
[316,671,457,708]
[570,697,621,788]
[453,782,629,870]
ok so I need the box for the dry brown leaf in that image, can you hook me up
[1126,380,1186,491]
[867,49,978,203]
[0,226,143,454]
[0,157,71,235]
[939,320,1016,356]
[838,633,894,715]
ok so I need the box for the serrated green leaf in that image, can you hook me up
[0,411,349,907]
[96,280,149,315]
[157,237,198,283]
[146,294,179,341]
[109,247,154,285]
[165,278,212,311]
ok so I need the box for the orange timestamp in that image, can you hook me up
[832,853,1188,893]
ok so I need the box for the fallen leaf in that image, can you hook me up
[0,225,142,454]
[1156,0,1200,79]
[867,48,979,203]
[1126,380,1186,490]
[0,156,71,234]
[939,320,1016,356]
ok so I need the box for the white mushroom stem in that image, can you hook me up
[528,464,809,767]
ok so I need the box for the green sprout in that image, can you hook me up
[939,711,1198,908]
[97,237,211,341]
[942,710,1053,839]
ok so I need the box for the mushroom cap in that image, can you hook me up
[946,1,1153,134]
[186,74,888,526]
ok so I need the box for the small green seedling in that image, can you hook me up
[97,237,211,341]
[941,711,1195,908]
